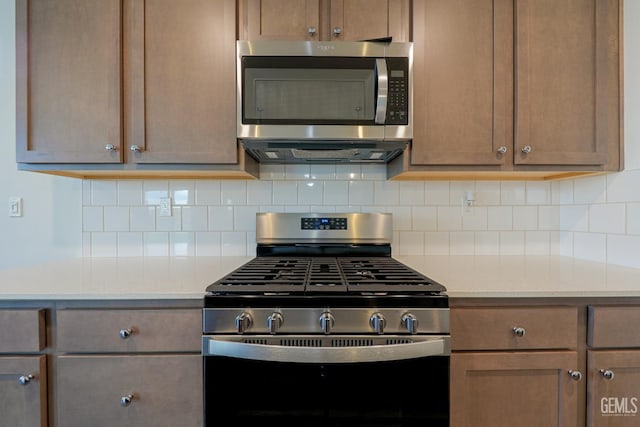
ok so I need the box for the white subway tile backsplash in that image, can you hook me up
[348,181,374,205]
[182,206,208,232]
[323,181,349,205]
[81,166,640,267]
[83,207,103,232]
[399,181,425,205]
[117,181,143,206]
[91,181,117,206]
[130,207,156,232]
[487,206,513,231]
[117,232,143,257]
[104,207,130,232]
[209,206,234,231]
[574,175,606,204]
[437,207,462,231]
[573,232,606,263]
[221,181,247,205]
[589,204,626,234]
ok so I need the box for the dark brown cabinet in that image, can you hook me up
[239,0,410,42]
[390,0,622,180]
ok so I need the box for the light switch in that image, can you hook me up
[159,197,172,217]
[9,197,22,217]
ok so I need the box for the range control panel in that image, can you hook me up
[301,217,348,230]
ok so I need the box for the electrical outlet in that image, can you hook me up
[159,197,172,217]
[9,197,22,217]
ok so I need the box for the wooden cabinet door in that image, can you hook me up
[0,356,47,427]
[56,355,203,427]
[588,350,640,426]
[330,0,409,42]
[124,0,237,164]
[451,351,580,427]
[514,0,619,167]
[16,0,122,164]
[410,0,512,167]
[243,0,321,40]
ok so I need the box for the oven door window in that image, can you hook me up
[204,355,449,426]
[242,57,377,125]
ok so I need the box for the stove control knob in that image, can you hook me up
[267,312,284,334]
[319,312,335,335]
[235,312,252,334]
[401,313,419,334]
[370,313,386,334]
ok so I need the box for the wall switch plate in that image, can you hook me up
[9,197,22,217]
[159,197,172,217]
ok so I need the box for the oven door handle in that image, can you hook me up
[202,336,450,363]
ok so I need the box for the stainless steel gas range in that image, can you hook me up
[202,212,450,426]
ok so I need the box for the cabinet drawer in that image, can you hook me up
[0,355,47,427]
[56,309,201,353]
[56,354,202,427]
[0,309,46,352]
[451,306,578,350]
[588,306,640,348]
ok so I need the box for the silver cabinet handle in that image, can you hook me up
[319,312,334,335]
[333,27,342,37]
[130,145,142,152]
[105,144,118,152]
[308,26,317,36]
[521,145,532,154]
[18,374,34,385]
[401,313,418,334]
[569,370,583,381]
[497,146,508,154]
[119,328,133,339]
[120,394,134,407]
[369,313,386,334]
[600,369,615,380]
[512,327,526,337]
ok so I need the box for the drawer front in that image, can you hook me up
[0,309,46,353]
[451,306,578,350]
[56,309,201,353]
[0,355,47,427]
[588,306,640,348]
[56,354,203,427]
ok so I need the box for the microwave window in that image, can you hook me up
[244,68,376,123]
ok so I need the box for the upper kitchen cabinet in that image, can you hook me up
[16,0,258,179]
[388,0,622,180]
[15,0,122,164]
[239,0,410,42]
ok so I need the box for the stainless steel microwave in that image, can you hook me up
[236,40,413,163]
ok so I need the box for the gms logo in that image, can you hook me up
[601,397,639,416]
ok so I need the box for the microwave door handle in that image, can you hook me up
[374,58,388,125]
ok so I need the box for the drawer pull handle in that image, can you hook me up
[119,328,133,339]
[120,394,134,407]
[18,374,34,385]
[600,369,615,380]
[568,370,583,381]
[512,327,526,337]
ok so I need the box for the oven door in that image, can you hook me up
[202,335,450,426]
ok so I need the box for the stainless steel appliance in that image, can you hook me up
[237,41,413,163]
[202,212,449,426]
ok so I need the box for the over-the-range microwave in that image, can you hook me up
[236,40,413,163]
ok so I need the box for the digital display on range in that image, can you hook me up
[301,217,347,230]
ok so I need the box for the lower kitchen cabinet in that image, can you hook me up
[55,355,202,427]
[451,351,580,426]
[0,356,48,427]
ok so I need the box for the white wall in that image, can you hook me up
[0,0,82,270]
[1,0,638,271]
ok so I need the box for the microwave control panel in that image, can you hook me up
[385,57,409,125]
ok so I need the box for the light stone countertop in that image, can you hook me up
[1,255,640,300]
